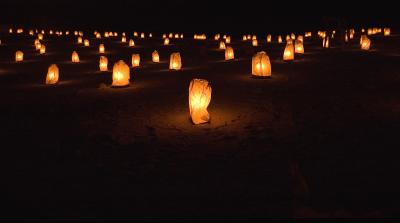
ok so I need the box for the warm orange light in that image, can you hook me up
[252,51,271,78]
[225,46,234,60]
[384,28,391,36]
[219,41,226,50]
[72,51,80,63]
[360,35,371,50]
[129,39,135,47]
[99,44,105,53]
[189,79,212,125]
[164,38,170,45]
[267,34,272,43]
[77,37,83,44]
[84,39,90,46]
[131,54,140,67]
[278,35,283,43]
[112,60,130,87]
[40,45,46,54]
[283,43,294,61]
[15,51,24,62]
[99,56,108,71]
[46,64,59,85]
[152,50,160,63]
[252,39,258,46]
[294,40,304,54]
[169,52,182,70]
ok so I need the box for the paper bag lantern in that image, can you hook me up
[252,39,258,46]
[152,50,160,62]
[294,40,304,54]
[40,45,46,54]
[140,33,145,38]
[278,35,283,43]
[169,52,182,70]
[99,56,108,71]
[164,38,170,45]
[112,60,130,87]
[77,37,83,44]
[149,33,153,38]
[323,37,329,48]
[360,35,371,50]
[267,34,272,43]
[134,32,138,37]
[35,42,42,50]
[46,64,59,85]
[225,46,234,60]
[252,51,271,78]
[189,79,212,125]
[129,39,135,47]
[72,51,80,63]
[38,33,44,40]
[15,51,24,62]
[131,54,140,67]
[174,33,179,39]
[219,41,226,50]
[283,43,294,61]
[297,35,303,42]
[243,35,247,41]
[99,44,105,54]
[215,34,221,40]
[384,28,391,36]
[225,36,231,44]
[121,36,127,43]
[84,39,90,46]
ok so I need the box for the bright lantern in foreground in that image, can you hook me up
[72,51,80,63]
[15,51,23,62]
[252,51,271,78]
[225,46,234,60]
[169,52,182,70]
[152,50,160,62]
[283,43,295,61]
[131,54,140,67]
[112,60,130,87]
[189,79,212,125]
[46,64,59,85]
[99,56,108,71]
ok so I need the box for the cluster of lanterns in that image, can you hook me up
[6,26,394,124]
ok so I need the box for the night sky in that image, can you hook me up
[1,0,399,35]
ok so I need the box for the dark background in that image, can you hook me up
[1,0,399,35]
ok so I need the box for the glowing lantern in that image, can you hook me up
[35,42,42,50]
[129,39,135,47]
[267,34,272,43]
[162,34,167,38]
[99,56,108,71]
[121,36,127,43]
[164,38,170,45]
[151,50,159,62]
[252,39,258,46]
[252,35,257,40]
[189,79,212,125]
[180,34,184,39]
[96,33,101,39]
[384,28,391,36]
[225,46,234,60]
[294,40,304,54]
[40,45,46,54]
[283,43,294,61]
[278,35,283,43]
[114,32,118,36]
[360,35,371,50]
[77,37,83,44]
[215,34,221,40]
[323,37,329,48]
[84,39,90,46]
[286,35,291,41]
[131,54,140,67]
[291,33,296,40]
[345,32,349,42]
[251,51,271,78]
[71,51,80,63]
[149,33,153,38]
[15,51,24,62]
[122,32,126,37]
[46,64,59,85]
[349,32,354,39]
[243,35,247,41]
[219,41,226,50]
[169,52,182,70]
[134,32,138,37]
[225,36,231,44]
[98,44,105,54]
[175,33,179,38]
[29,30,34,36]
[141,33,145,38]
[112,60,130,87]
[38,34,44,40]
[9,28,13,34]
[247,35,251,39]
[104,32,109,38]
